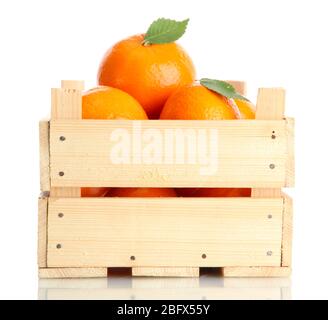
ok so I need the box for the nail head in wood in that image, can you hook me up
[56,244,62,249]
[59,171,65,176]
[59,136,66,141]
[267,251,273,256]
[269,164,275,169]
[130,255,136,261]
[202,254,207,259]
[58,213,64,218]
[268,214,273,219]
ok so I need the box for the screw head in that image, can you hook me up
[130,255,136,261]
[59,171,65,176]
[56,244,62,249]
[59,136,66,141]
[202,254,207,259]
[271,134,276,139]
[267,251,273,256]
[269,164,275,169]
[58,213,64,218]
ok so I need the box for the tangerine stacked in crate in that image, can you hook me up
[38,80,294,279]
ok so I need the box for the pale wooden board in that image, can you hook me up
[39,121,50,192]
[39,268,107,279]
[50,187,81,197]
[38,197,48,268]
[47,197,283,268]
[49,119,289,188]
[50,80,83,198]
[250,89,293,274]
[282,193,293,266]
[51,86,83,120]
[132,267,199,277]
[255,88,285,120]
[286,118,295,187]
[222,267,291,278]
[251,189,282,198]
[252,88,286,198]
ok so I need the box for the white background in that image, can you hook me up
[0,0,327,300]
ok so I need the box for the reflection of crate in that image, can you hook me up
[38,80,294,278]
[38,275,291,300]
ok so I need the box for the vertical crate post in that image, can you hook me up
[38,196,48,268]
[38,120,50,269]
[50,80,84,197]
[251,88,285,198]
[40,80,108,278]
[222,88,291,278]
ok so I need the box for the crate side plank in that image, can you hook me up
[222,266,291,278]
[286,118,295,187]
[51,82,83,120]
[255,88,285,120]
[132,267,199,277]
[38,197,48,268]
[252,88,285,198]
[50,80,83,197]
[50,187,81,197]
[50,119,288,188]
[39,121,50,192]
[281,193,293,266]
[39,267,107,279]
[47,198,283,268]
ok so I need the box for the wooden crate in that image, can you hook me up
[38,80,294,278]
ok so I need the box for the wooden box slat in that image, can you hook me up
[47,197,283,268]
[49,119,291,188]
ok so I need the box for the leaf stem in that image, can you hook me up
[141,39,150,46]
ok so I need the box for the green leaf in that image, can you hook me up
[200,78,249,101]
[143,18,189,45]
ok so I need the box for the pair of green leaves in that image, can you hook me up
[143,18,248,101]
